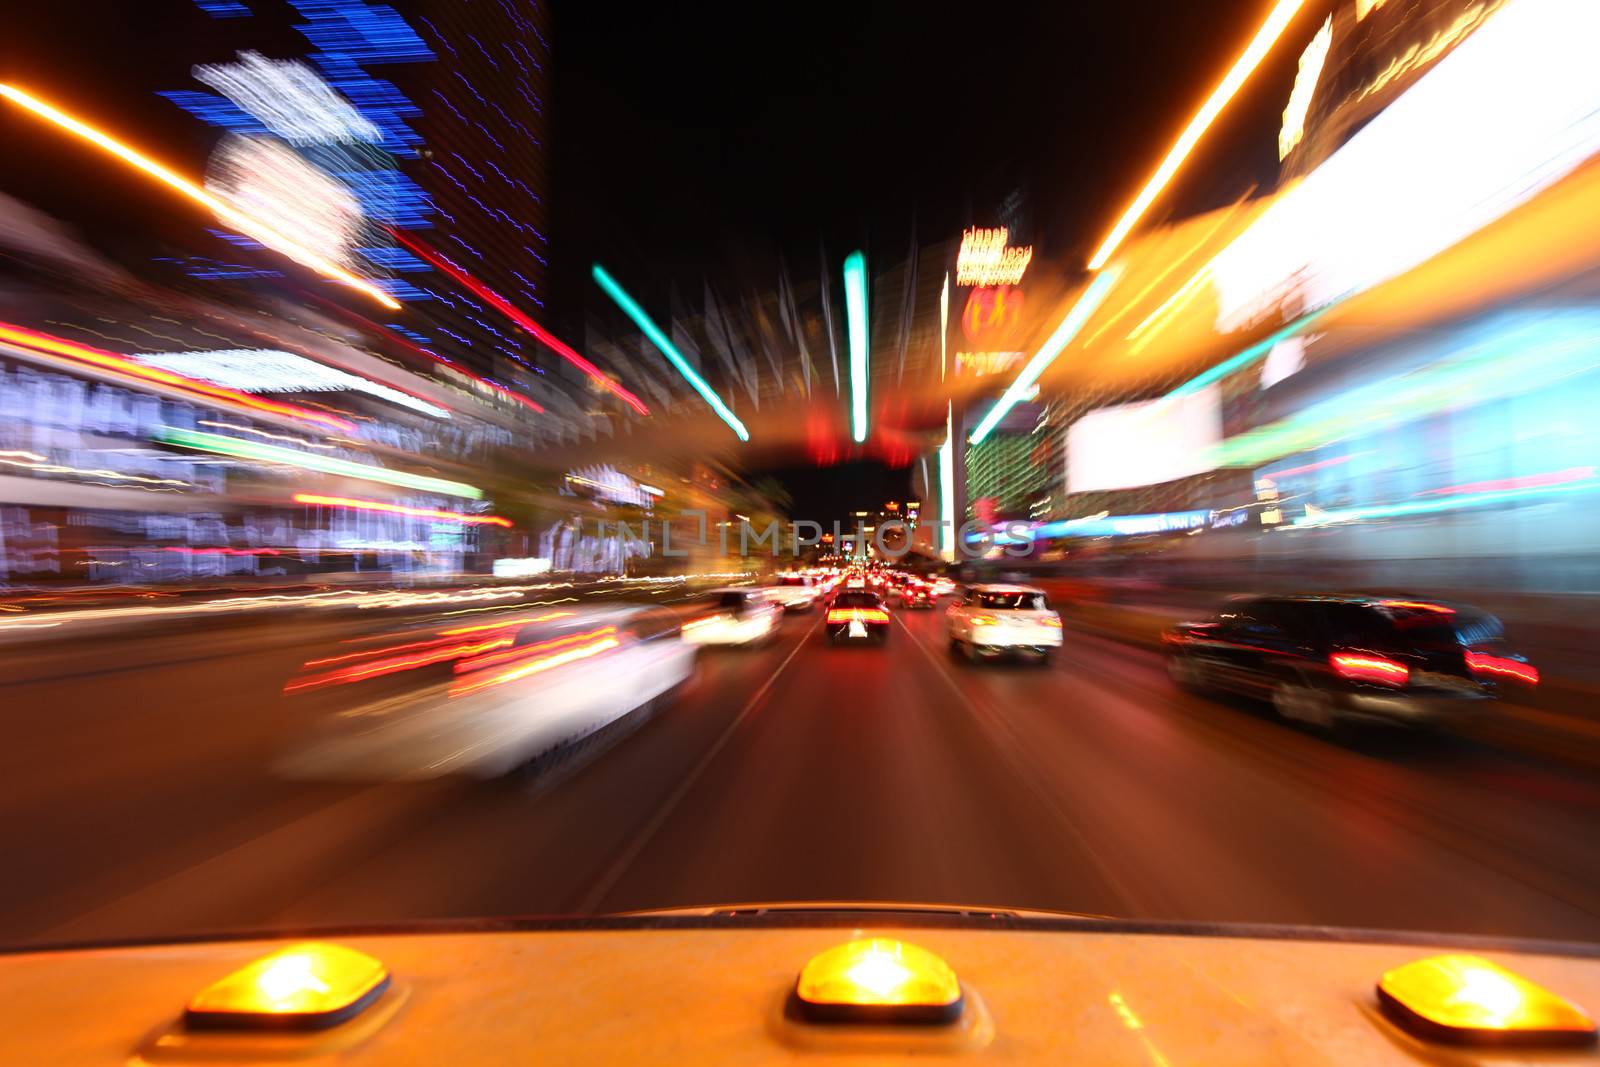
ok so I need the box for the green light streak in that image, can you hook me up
[843,251,869,443]
[156,427,483,499]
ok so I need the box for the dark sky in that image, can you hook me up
[549,0,1322,302]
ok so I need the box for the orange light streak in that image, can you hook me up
[437,611,573,636]
[450,634,621,697]
[1086,0,1308,270]
[452,625,618,676]
[0,83,400,309]
[291,493,512,527]
[285,636,513,691]
[0,321,354,432]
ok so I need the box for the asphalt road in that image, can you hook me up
[4,604,1600,947]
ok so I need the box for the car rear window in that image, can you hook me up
[973,591,1048,611]
[1323,602,1499,651]
[715,592,748,608]
[833,591,882,608]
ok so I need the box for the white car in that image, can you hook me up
[680,588,783,646]
[764,574,820,612]
[946,584,1063,662]
[277,607,697,780]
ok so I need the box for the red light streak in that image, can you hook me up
[162,546,281,556]
[305,635,462,668]
[0,321,354,432]
[286,636,514,692]
[452,625,618,676]
[387,228,649,415]
[291,493,513,527]
[1330,650,1409,686]
[1420,466,1596,497]
[1465,651,1539,686]
[1260,453,1369,480]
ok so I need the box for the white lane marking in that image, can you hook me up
[892,613,1151,913]
[574,613,824,913]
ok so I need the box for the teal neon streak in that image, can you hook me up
[591,263,749,441]
[1167,303,1334,399]
[1294,478,1600,527]
[969,265,1122,446]
[843,251,869,443]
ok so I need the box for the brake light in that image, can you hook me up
[969,614,998,626]
[1042,617,1062,628]
[828,608,889,623]
[1465,651,1539,686]
[1330,651,1409,686]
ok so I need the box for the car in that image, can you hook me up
[1162,594,1538,729]
[765,574,820,612]
[946,584,1063,662]
[825,589,891,644]
[680,588,783,647]
[897,580,935,609]
[278,607,697,780]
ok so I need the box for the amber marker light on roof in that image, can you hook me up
[185,942,391,1031]
[1377,954,1596,1047]
[793,938,963,1023]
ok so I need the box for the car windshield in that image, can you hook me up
[4,0,1600,960]
[973,592,1049,611]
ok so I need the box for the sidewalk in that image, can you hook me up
[1058,600,1600,772]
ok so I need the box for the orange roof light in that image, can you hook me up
[1377,954,1596,1047]
[794,939,963,1023]
[185,942,390,1030]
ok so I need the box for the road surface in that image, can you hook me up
[4,605,1599,946]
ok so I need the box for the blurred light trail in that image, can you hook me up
[0,320,355,432]
[1420,467,1597,497]
[1085,0,1307,271]
[1279,16,1332,160]
[387,228,646,415]
[0,84,400,309]
[196,421,337,449]
[450,627,621,696]
[1211,0,1600,331]
[938,404,955,562]
[156,427,483,499]
[1165,304,1331,400]
[134,349,450,419]
[291,493,512,527]
[969,266,1122,446]
[1258,452,1369,480]
[843,251,869,443]
[452,626,619,676]
[590,263,747,440]
[437,611,572,636]
[1292,476,1600,527]
[286,636,515,692]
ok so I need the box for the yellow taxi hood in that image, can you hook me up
[2,918,1597,1064]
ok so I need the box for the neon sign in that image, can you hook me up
[956,227,1033,286]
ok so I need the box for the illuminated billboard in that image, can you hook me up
[1066,386,1221,493]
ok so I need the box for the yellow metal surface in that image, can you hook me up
[1,925,1598,1064]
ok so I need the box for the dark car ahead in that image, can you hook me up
[897,580,935,609]
[825,590,891,644]
[1162,595,1537,729]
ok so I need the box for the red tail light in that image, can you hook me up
[1465,651,1539,686]
[827,608,889,624]
[1330,651,1409,686]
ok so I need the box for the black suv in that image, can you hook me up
[1162,595,1537,729]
